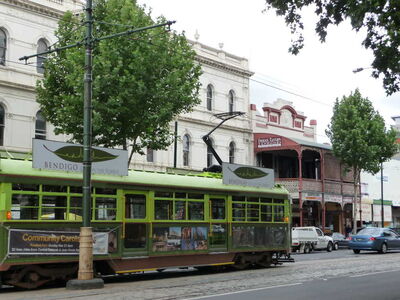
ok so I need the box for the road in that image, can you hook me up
[2,249,400,300]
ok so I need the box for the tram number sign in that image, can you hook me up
[8,229,109,256]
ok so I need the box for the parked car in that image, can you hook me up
[349,227,400,254]
[329,232,350,250]
[292,226,334,253]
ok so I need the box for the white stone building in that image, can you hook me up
[0,0,81,156]
[0,1,254,172]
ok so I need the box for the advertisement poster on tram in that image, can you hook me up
[8,229,113,255]
[152,226,208,252]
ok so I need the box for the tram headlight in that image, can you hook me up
[6,211,12,220]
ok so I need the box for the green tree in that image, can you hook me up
[36,0,202,165]
[265,0,400,95]
[326,89,398,233]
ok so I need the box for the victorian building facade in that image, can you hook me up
[251,99,357,233]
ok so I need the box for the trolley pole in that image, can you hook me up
[79,0,94,282]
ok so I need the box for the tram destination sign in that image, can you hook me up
[33,139,128,176]
[222,163,274,188]
[8,229,111,256]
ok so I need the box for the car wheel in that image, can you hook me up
[327,242,333,252]
[353,249,360,254]
[333,243,339,250]
[379,243,387,254]
[304,244,310,254]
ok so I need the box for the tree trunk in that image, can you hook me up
[352,168,359,234]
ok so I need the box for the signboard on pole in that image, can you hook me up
[222,163,274,188]
[33,139,128,176]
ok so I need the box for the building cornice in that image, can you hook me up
[0,79,36,92]
[178,115,252,135]
[2,0,68,19]
[195,55,254,78]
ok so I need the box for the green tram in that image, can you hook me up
[0,159,291,288]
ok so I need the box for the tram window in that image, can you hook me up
[155,200,173,220]
[11,194,39,220]
[155,191,173,198]
[210,224,226,247]
[70,197,82,208]
[174,201,186,220]
[125,194,146,219]
[274,205,285,222]
[70,186,83,194]
[247,197,260,203]
[261,205,272,222]
[41,196,67,220]
[95,197,117,220]
[260,198,273,203]
[187,193,204,200]
[232,195,245,202]
[42,185,67,193]
[188,202,204,220]
[274,199,284,204]
[124,223,146,248]
[12,183,39,191]
[175,192,186,199]
[211,199,225,220]
[95,188,116,195]
[232,203,245,221]
[247,204,259,221]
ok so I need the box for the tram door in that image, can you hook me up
[209,195,228,251]
[123,192,148,255]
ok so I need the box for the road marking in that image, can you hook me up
[350,270,399,278]
[181,282,303,300]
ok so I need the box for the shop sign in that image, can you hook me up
[343,197,354,204]
[303,192,322,201]
[8,229,113,256]
[392,199,400,207]
[356,203,372,222]
[324,194,342,203]
[222,163,274,188]
[257,137,282,149]
[33,139,128,176]
[373,204,392,222]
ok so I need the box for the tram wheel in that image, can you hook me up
[257,253,272,268]
[232,255,250,270]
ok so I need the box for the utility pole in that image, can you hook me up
[381,162,384,227]
[20,0,174,290]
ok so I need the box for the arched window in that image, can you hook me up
[229,141,235,164]
[206,84,213,111]
[228,90,235,113]
[183,134,190,166]
[146,148,154,162]
[37,39,48,74]
[35,111,46,140]
[207,138,214,167]
[0,104,4,145]
[0,28,6,65]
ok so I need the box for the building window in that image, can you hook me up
[146,148,154,162]
[206,84,213,111]
[229,141,235,164]
[35,111,46,140]
[207,138,214,167]
[269,115,278,123]
[294,120,302,128]
[37,39,48,74]
[228,90,234,113]
[183,134,190,166]
[0,104,4,146]
[0,28,6,65]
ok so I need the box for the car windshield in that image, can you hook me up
[357,228,382,236]
[332,233,342,238]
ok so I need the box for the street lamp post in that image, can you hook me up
[381,162,384,227]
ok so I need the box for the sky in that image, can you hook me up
[137,0,400,144]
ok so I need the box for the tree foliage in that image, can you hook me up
[265,0,400,95]
[36,0,202,165]
[326,89,398,232]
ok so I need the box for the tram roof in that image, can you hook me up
[0,159,289,196]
